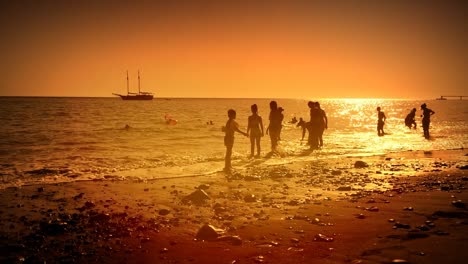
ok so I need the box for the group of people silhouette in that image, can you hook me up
[377,103,435,139]
[222,100,327,171]
[223,101,437,171]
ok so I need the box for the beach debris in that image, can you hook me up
[451,200,466,208]
[403,207,413,211]
[313,233,334,242]
[160,247,169,253]
[195,224,225,241]
[354,161,369,168]
[183,189,210,205]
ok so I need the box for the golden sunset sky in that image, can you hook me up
[0,0,466,98]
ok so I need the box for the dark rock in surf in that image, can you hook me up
[354,161,368,168]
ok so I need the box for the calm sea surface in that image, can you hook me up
[0,97,467,188]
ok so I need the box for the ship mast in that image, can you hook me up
[126,70,129,94]
[138,70,141,94]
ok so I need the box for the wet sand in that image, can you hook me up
[0,149,467,263]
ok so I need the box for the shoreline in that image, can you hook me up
[0,149,467,263]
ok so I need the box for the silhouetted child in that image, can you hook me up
[421,103,435,139]
[296,117,308,141]
[405,108,417,129]
[247,104,264,158]
[376,107,386,136]
[223,109,248,171]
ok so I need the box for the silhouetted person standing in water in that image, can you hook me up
[405,108,417,129]
[421,103,435,139]
[308,101,321,149]
[247,104,264,158]
[376,107,386,136]
[223,109,248,171]
[296,117,308,141]
[266,101,282,151]
[316,102,328,147]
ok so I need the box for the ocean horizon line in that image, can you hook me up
[0,95,441,101]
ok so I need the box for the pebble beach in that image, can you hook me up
[1,149,467,263]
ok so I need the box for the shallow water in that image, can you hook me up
[0,97,466,188]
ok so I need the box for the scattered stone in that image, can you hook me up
[337,186,352,191]
[392,259,409,263]
[37,187,44,192]
[217,235,242,245]
[158,209,170,216]
[197,184,210,190]
[195,224,225,241]
[331,170,342,176]
[354,161,369,168]
[313,233,334,242]
[403,207,413,211]
[452,200,466,209]
[459,165,468,170]
[73,193,85,200]
[356,213,366,219]
[366,206,379,212]
[393,222,411,229]
[244,194,257,203]
[183,189,210,205]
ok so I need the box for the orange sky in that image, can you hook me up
[0,1,466,98]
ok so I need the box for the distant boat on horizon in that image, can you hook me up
[113,71,154,100]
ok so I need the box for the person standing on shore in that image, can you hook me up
[421,103,435,139]
[317,102,328,147]
[247,104,264,158]
[266,101,282,151]
[405,108,417,129]
[223,109,248,171]
[376,107,386,136]
[308,101,321,149]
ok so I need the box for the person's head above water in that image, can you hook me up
[251,104,258,113]
[421,103,427,109]
[270,101,277,110]
[412,108,416,112]
[376,107,381,111]
[307,101,314,108]
[228,109,236,119]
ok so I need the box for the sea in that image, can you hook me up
[0,97,467,188]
